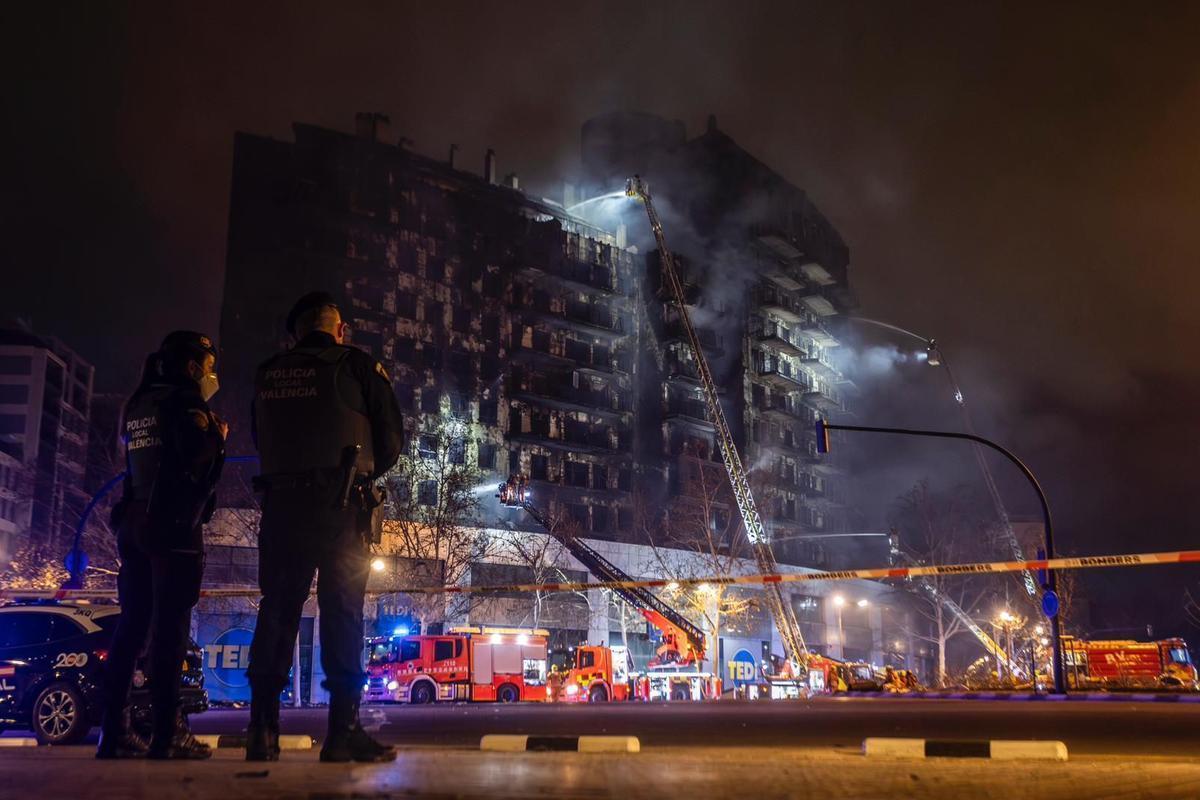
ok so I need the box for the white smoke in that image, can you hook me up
[841,344,927,378]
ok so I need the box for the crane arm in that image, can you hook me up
[625,176,809,668]
[499,478,708,664]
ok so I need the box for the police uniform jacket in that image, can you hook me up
[121,374,226,554]
[252,331,403,530]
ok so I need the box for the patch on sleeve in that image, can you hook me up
[374,361,390,382]
[189,410,210,431]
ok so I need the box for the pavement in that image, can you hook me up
[2,745,1200,799]
[190,696,1200,757]
[2,699,1199,798]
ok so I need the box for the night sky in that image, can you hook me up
[7,3,1199,633]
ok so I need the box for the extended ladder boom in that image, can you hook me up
[500,479,708,663]
[625,176,809,667]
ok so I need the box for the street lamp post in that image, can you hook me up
[832,595,846,659]
[816,418,1067,694]
[848,318,1039,601]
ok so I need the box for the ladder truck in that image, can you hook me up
[624,176,1019,687]
[498,478,719,702]
[624,177,810,674]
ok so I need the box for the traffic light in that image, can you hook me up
[815,419,831,454]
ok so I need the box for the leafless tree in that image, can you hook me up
[638,450,757,672]
[381,420,495,631]
[890,480,990,686]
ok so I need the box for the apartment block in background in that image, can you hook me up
[0,326,94,557]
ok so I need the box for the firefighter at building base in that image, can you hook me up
[246,292,404,763]
[98,331,226,760]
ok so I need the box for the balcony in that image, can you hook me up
[664,320,724,356]
[510,340,573,368]
[512,385,629,422]
[510,426,625,456]
[563,301,625,338]
[666,357,702,385]
[665,399,714,433]
[755,364,807,393]
[800,293,837,318]
[524,260,623,296]
[803,390,841,413]
[757,398,807,423]
[756,289,804,324]
[800,319,840,348]
[798,356,839,381]
[756,329,805,358]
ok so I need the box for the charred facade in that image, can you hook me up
[582,111,859,568]
[219,116,639,538]
[220,113,862,567]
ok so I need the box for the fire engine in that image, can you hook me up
[1062,636,1197,690]
[500,478,720,703]
[364,626,549,703]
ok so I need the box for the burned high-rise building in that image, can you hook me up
[219,116,639,538]
[580,112,860,569]
[219,112,864,570]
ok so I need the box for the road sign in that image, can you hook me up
[815,420,831,454]
[1041,590,1060,619]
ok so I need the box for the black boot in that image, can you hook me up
[319,694,395,763]
[246,684,281,762]
[96,709,148,760]
[147,711,212,760]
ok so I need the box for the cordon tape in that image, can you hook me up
[2,548,1198,601]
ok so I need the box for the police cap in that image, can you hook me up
[286,291,340,335]
[160,330,217,361]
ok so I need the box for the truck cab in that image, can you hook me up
[557,644,632,703]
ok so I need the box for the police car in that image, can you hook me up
[0,602,208,744]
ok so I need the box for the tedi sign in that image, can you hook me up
[727,648,757,687]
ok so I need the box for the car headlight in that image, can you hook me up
[387,680,399,691]
[565,684,579,695]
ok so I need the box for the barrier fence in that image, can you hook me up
[3,547,1198,602]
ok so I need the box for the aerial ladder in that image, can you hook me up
[624,176,810,670]
[499,477,708,666]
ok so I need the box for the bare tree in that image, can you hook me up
[890,480,989,686]
[381,420,495,632]
[639,450,756,672]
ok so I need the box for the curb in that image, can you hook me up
[480,735,640,753]
[0,737,38,747]
[194,734,313,750]
[847,691,1200,703]
[863,737,1067,761]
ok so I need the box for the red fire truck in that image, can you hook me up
[364,627,549,703]
[500,478,720,703]
[1063,636,1197,690]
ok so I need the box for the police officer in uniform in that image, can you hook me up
[246,292,403,763]
[97,331,226,760]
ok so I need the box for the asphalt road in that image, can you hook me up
[190,697,1200,757]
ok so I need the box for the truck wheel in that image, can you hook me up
[589,685,609,703]
[410,681,435,705]
[32,682,89,745]
[497,684,520,703]
[670,686,690,701]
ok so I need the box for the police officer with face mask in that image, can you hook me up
[246,292,403,763]
[97,331,227,760]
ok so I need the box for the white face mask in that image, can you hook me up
[198,372,220,401]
